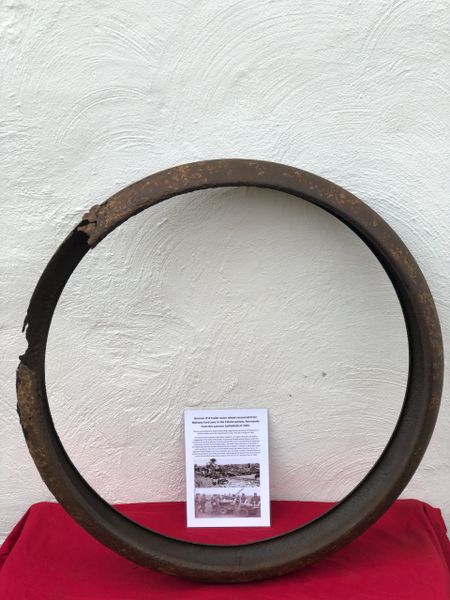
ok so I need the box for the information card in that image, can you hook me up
[184,408,270,527]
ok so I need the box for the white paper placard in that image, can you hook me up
[184,408,270,527]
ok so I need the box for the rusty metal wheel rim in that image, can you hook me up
[17,159,443,583]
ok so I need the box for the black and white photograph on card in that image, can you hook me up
[194,489,261,519]
[194,459,260,488]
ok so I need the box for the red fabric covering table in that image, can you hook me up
[1,500,449,599]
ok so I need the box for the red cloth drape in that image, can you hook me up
[1,500,449,599]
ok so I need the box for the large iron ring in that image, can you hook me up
[17,159,443,583]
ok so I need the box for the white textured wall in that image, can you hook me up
[1,1,449,541]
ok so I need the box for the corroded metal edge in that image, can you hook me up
[76,160,365,247]
[16,159,444,583]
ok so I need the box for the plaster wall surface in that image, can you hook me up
[1,0,449,541]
